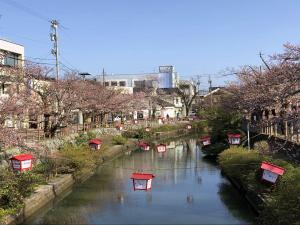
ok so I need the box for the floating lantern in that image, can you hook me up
[200,136,211,146]
[156,144,167,153]
[10,154,34,173]
[89,138,102,150]
[186,124,192,130]
[227,133,241,145]
[145,127,151,132]
[138,141,150,151]
[260,161,285,184]
[131,173,155,191]
[116,124,123,131]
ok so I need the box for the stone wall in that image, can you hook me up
[268,136,300,163]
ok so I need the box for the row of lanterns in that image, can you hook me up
[199,133,242,147]
[130,161,285,191]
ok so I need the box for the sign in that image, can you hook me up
[12,160,21,169]
[21,160,32,169]
[262,170,279,183]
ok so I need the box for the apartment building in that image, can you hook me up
[0,39,24,95]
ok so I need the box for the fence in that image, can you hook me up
[17,119,171,142]
[259,117,300,144]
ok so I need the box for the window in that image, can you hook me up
[111,81,118,86]
[119,81,126,87]
[4,53,19,67]
[104,82,110,86]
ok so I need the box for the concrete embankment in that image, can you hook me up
[2,142,134,225]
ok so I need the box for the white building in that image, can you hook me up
[0,39,24,95]
[0,39,25,128]
[98,65,179,90]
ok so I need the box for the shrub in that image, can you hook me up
[122,129,151,139]
[74,131,96,146]
[59,144,101,180]
[0,168,45,221]
[112,135,127,145]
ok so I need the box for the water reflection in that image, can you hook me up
[25,138,255,225]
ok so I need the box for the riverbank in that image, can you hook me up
[1,122,202,225]
[1,141,136,225]
[218,146,300,225]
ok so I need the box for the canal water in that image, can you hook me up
[26,138,255,224]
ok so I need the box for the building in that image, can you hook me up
[98,65,179,91]
[0,39,24,95]
[158,65,178,88]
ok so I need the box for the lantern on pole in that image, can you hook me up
[138,141,150,151]
[200,136,211,146]
[227,133,241,145]
[89,138,102,150]
[156,144,167,153]
[131,173,155,191]
[10,154,34,173]
[260,161,285,184]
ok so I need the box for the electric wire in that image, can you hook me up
[0,0,50,23]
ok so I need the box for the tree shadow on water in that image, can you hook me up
[218,182,256,224]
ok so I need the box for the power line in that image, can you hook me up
[0,0,50,23]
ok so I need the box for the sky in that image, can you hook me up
[1,0,300,88]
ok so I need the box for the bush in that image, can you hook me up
[218,147,265,190]
[59,144,101,180]
[122,129,151,139]
[74,131,96,146]
[112,135,127,145]
[0,168,45,221]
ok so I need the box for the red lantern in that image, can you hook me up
[200,136,211,146]
[10,154,34,173]
[131,173,155,191]
[186,124,192,130]
[260,161,285,184]
[227,133,241,145]
[138,141,150,151]
[116,124,123,131]
[156,144,167,153]
[89,138,102,150]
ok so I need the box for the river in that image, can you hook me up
[25,137,255,224]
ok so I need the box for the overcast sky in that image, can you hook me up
[1,0,300,88]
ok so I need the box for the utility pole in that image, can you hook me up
[102,68,105,85]
[208,75,212,107]
[196,75,200,92]
[50,20,59,80]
